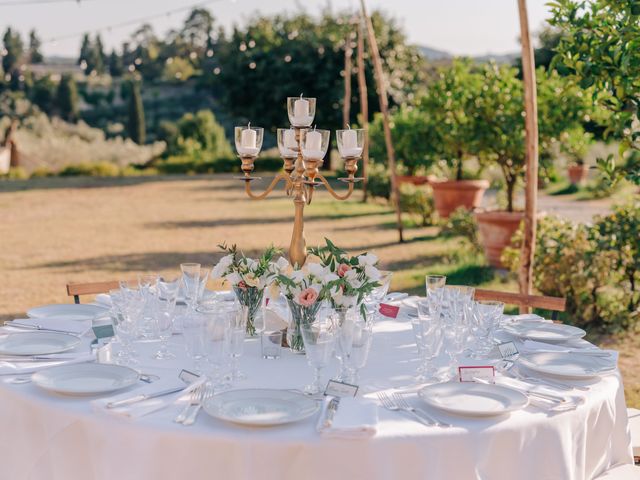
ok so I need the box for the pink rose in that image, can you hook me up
[298,287,319,307]
[237,280,247,290]
[337,263,351,278]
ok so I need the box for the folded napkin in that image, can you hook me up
[319,397,378,439]
[497,376,585,412]
[0,354,96,375]
[92,377,204,419]
[4,317,92,336]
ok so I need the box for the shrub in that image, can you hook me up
[59,161,121,177]
[502,208,639,334]
[440,207,482,254]
[364,162,391,200]
[399,184,434,226]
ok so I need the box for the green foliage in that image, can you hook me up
[162,109,231,161]
[364,162,391,200]
[2,27,23,77]
[440,207,482,254]
[503,207,640,333]
[156,155,282,175]
[55,74,79,122]
[162,57,196,83]
[127,80,145,144]
[559,127,593,165]
[58,161,121,177]
[108,50,124,77]
[549,0,640,185]
[214,10,424,133]
[31,75,56,115]
[369,107,437,175]
[398,184,434,227]
[28,30,43,64]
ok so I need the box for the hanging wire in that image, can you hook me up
[0,0,99,6]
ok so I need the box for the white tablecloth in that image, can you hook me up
[0,316,633,480]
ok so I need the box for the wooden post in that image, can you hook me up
[359,0,404,242]
[356,17,370,202]
[342,31,353,129]
[517,0,539,313]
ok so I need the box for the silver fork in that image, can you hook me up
[182,387,214,426]
[377,392,432,427]
[174,385,204,424]
[392,393,450,428]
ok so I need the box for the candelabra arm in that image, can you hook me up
[315,174,355,201]
[243,173,292,200]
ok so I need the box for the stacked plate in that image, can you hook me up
[0,331,81,355]
[519,351,616,379]
[32,363,139,395]
[27,304,108,321]
[418,383,529,417]
[503,321,586,343]
[203,389,320,427]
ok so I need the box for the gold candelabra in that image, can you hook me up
[235,96,365,267]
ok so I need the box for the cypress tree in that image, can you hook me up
[2,27,23,74]
[28,30,43,64]
[56,74,79,122]
[127,80,145,144]
[108,50,123,77]
[78,33,92,71]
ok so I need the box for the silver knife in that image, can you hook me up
[106,386,185,408]
[5,322,77,335]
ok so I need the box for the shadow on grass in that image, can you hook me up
[31,250,266,273]
[0,174,229,194]
[548,183,579,196]
[444,264,497,286]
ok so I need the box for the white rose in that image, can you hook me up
[244,273,260,288]
[290,270,304,283]
[357,253,378,266]
[211,254,233,278]
[323,272,339,284]
[307,262,326,278]
[365,264,381,282]
[226,272,242,285]
[275,257,290,272]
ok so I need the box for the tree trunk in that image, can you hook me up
[506,178,515,213]
[360,0,403,242]
[356,18,370,202]
[456,153,463,181]
[517,0,540,312]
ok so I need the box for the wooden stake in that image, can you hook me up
[517,0,539,313]
[359,0,404,242]
[342,31,353,129]
[356,17,370,201]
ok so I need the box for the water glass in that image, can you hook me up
[333,306,359,381]
[183,307,207,372]
[471,300,505,357]
[200,304,233,388]
[109,288,143,366]
[180,263,202,307]
[343,319,373,384]
[228,306,247,381]
[425,274,446,298]
[300,315,337,394]
[261,330,283,359]
[415,300,444,383]
[152,279,179,360]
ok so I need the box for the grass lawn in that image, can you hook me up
[1,173,636,406]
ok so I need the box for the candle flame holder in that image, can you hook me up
[236,99,365,267]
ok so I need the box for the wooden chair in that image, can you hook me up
[473,288,566,320]
[66,280,121,304]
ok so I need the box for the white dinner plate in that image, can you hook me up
[0,332,81,355]
[503,321,585,343]
[519,351,617,379]
[203,389,320,427]
[418,382,529,417]
[32,363,139,395]
[27,304,107,320]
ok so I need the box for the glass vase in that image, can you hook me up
[233,285,264,336]
[286,298,323,354]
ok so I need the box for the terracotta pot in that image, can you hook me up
[475,210,524,268]
[567,164,589,185]
[396,174,437,186]
[431,179,490,218]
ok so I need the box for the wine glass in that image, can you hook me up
[152,279,179,360]
[110,288,143,366]
[333,306,359,381]
[470,301,505,358]
[180,263,201,308]
[300,314,337,395]
[343,319,373,384]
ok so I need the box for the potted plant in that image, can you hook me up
[417,59,489,218]
[561,127,593,185]
[473,65,591,267]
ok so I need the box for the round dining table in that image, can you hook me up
[0,307,633,480]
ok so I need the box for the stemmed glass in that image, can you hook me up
[364,270,393,320]
[181,263,204,309]
[425,275,446,298]
[152,278,179,360]
[300,314,337,394]
[333,306,359,381]
[343,319,373,384]
[109,288,143,366]
[228,306,248,382]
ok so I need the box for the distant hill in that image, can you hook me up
[417,45,518,64]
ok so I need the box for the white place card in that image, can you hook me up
[325,380,359,398]
[458,365,495,383]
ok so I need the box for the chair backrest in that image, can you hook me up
[474,288,566,319]
[67,281,121,304]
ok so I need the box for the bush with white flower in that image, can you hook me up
[211,243,280,335]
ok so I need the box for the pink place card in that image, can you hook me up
[458,365,495,383]
[379,303,400,318]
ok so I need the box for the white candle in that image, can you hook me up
[293,98,310,118]
[284,129,297,150]
[342,129,357,150]
[305,130,322,152]
[241,128,257,149]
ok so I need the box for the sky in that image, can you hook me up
[0,0,553,58]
